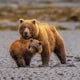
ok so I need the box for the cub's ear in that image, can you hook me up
[38,41,43,45]
[30,39,33,42]
[19,19,24,23]
[32,19,37,24]
[38,42,42,45]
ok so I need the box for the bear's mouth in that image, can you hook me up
[23,35,32,40]
[23,34,33,39]
[24,35,29,39]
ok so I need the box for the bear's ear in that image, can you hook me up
[32,19,36,24]
[19,19,24,23]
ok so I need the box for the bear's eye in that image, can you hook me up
[20,26,26,30]
[23,26,26,29]
[21,26,26,29]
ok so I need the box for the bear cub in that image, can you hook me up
[9,39,42,67]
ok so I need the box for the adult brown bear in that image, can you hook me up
[9,39,42,67]
[18,19,66,66]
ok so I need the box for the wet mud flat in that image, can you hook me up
[0,30,80,80]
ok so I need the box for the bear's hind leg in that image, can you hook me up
[54,47,66,64]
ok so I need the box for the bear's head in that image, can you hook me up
[19,19,39,39]
[25,39,43,65]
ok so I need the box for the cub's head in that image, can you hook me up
[25,39,43,60]
[18,19,38,39]
[24,39,43,66]
[28,39,43,54]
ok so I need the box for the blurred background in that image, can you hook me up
[0,0,80,30]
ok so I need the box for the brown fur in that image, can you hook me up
[9,38,42,67]
[18,19,66,66]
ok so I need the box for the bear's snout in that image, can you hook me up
[23,32,28,37]
[23,31,30,39]
[23,28,31,39]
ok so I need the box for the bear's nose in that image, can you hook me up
[23,32,28,36]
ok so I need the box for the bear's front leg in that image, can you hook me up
[39,42,51,67]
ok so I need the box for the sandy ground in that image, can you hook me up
[0,30,80,80]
